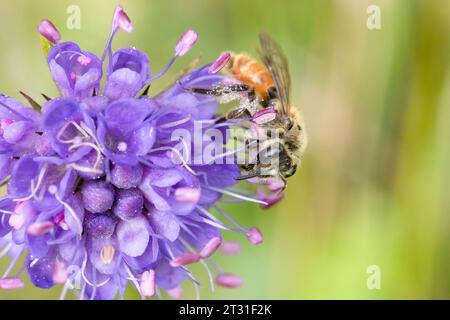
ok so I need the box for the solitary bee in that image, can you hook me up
[189,32,307,186]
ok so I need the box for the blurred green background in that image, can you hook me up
[1,0,449,299]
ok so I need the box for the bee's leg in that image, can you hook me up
[235,172,260,181]
[186,84,250,96]
[214,107,251,124]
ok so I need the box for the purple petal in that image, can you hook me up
[116,215,150,257]
[26,232,51,258]
[104,68,144,100]
[103,98,153,134]
[155,259,187,290]
[110,163,143,189]
[148,209,180,242]
[7,155,39,198]
[88,236,120,275]
[0,94,40,123]
[3,121,36,144]
[27,254,55,289]
[104,48,149,100]
[122,231,159,273]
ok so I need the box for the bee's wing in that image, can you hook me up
[258,32,291,115]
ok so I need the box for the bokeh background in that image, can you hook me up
[0,0,449,299]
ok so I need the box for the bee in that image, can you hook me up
[188,32,307,187]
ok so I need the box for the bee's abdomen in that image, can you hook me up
[226,53,275,101]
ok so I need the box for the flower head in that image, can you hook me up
[0,5,284,300]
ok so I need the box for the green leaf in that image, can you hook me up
[40,35,54,56]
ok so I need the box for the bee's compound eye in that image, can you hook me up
[283,163,297,178]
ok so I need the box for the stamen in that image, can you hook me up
[53,211,69,230]
[117,141,128,152]
[199,259,215,293]
[80,122,102,148]
[216,273,243,288]
[158,114,192,129]
[140,269,156,297]
[0,277,24,289]
[37,19,61,44]
[175,187,201,203]
[149,146,198,176]
[112,5,133,33]
[77,55,92,66]
[52,260,68,285]
[2,248,23,278]
[170,252,201,267]
[124,264,145,300]
[166,286,183,299]
[59,280,70,300]
[142,30,197,86]
[56,120,89,145]
[8,212,25,230]
[221,241,241,255]
[246,227,264,245]
[0,209,14,215]
[50,186,82,236]
[195,206,240,232]
[101,5,133,63]
[81,252,111,288]
[203,185,268,206]
[256,189,285,209]
[208,52,231,74]
[13,164,48,203]
[0,243,12,259]
[68,141,103,174]
[252,107,277,125]
[100,244,115,265]
[212,205,248,233]
[175,30,198,57]
[199,237,221,259]
[27,221,54,236]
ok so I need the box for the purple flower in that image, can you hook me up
[0,5,284,300]
[47,43,102,99]
[104,48,150,100]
